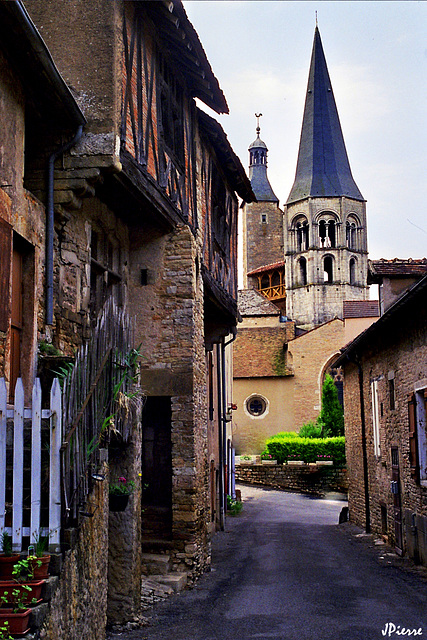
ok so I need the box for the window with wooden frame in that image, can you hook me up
[158,52,185,169]
[90,228,122,324]
[408,387,427,484]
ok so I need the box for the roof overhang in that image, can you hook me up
[143,0,228,115]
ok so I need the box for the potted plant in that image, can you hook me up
[0,620,13,640]
[316,454,333,466]
[28,531,51,579]
[261,453,277,465]
[0,559,46,604]
[286,455,304,466]
[0,533,20,580]
[0,587,36,636]
[109,477,136,512]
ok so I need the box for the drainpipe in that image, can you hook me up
[46,126,84,325]
[222,329,238,516]
[216,328,238,530]
[216,342,224,530]
[347,353,371,533]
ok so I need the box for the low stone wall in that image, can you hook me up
[235,462,348,496]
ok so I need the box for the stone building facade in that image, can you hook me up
[2,1,254,637]
[335,275,427,566]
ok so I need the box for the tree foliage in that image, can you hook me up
[318,374,344,437]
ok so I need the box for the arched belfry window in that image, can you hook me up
[293,216,309,252]
[319,218,336,248]
[299,257,307,286]
[323,255,333,283]
[346,215,360,250]
[349,257,356,285]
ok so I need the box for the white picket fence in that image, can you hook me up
[0,377,62,552]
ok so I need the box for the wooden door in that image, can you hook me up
[391,447,403,555]
[141,397,172,538]
[10,248,23,398]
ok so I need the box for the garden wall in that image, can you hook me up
[235,463,348,496]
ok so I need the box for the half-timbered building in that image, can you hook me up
[1,1,255,637]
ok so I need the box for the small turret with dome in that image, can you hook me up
[242,114,283,286]
[248,114,278,203]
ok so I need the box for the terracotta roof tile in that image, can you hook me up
[368,258,427,278]
[247,260,286,276]
[343,300,379,319]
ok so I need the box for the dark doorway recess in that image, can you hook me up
[141,396,173,539]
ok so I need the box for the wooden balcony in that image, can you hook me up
[259,283,286,301]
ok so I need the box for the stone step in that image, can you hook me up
[149,572,187,593]
[141,552,172,576]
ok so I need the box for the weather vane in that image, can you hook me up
[255,113,262,136]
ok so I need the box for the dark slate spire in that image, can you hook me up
[248,114,278,202]
[287,27,364,204]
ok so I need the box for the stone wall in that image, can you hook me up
[41,462,109,640]
[342,289,427,561]
[235,463,348,496]
[242,201,284,283]
[107,424,143,625]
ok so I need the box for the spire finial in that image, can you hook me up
[315,11,318,27]
[255,112,262,136]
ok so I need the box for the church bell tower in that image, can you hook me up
[242,115,283,288]
[284,27,369,329]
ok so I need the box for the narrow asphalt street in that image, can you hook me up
[109,485,427,640]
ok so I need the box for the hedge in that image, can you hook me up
[264,434,346,467]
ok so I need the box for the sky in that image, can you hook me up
[184,1,427,262]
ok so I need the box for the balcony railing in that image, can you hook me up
[259,283,286,301]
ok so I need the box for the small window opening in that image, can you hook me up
[261,213,268,224]
[389,377,395,411]
[246,395,267,417]
[349,258,356,285]
[323,256,333,283]
[299,257,307,286]
[140,269,148,286]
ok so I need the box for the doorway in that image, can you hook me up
[141,396,172,539]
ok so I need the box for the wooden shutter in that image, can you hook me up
[408,393,419,482]
[0,217,12,332]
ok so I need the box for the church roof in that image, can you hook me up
[287,27,364,204]
[248,131,279,203]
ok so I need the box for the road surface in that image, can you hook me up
[108,484,427,640]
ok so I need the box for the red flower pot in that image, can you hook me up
[0,554,21,579]
[0,607,31,635]
[0,580,45,604]
[29,555,51,579]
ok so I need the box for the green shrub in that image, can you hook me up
[318,374,344,437]
[298,421,323,439]
[264,434,346,467]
